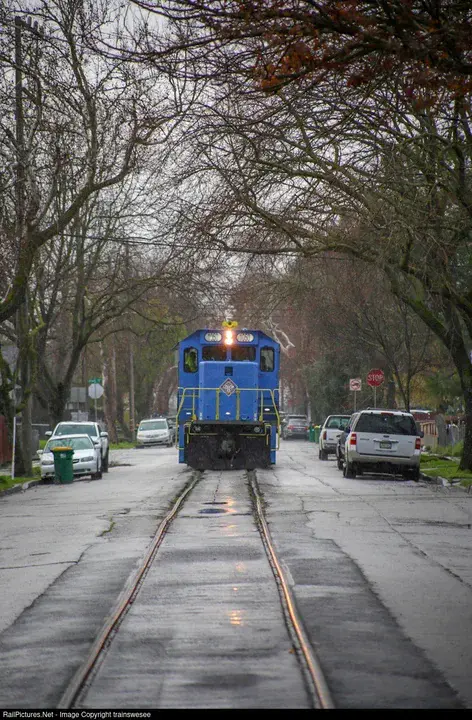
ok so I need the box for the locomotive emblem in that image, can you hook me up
[220,378,237,396]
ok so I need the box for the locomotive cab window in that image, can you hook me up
[231,346,256,362]
[184,347,198,373]
[260,347,274,372]
[202,345,227,361]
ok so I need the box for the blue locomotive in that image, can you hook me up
[176,321,281,470]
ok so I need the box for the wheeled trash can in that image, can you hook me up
[52,446,74,484]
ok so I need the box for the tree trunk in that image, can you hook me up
[17,299,33,476]
[456,357,472,471]
[19,394,33,477]
[48,382,70,427]
[109,341,118,443]
[459,386,472,471]
[386,379,396,408]
[101,340,118,443]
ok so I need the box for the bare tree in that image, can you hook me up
[0,0,190,325]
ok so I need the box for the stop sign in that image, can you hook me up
[367,368,385,387]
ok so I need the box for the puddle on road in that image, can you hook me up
[199,507,229,514]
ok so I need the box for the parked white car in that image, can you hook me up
[136,418,173,447]
[319,414,351,460]
[46,421,109,471]
[41,434,102,480]
[342,409,422,480]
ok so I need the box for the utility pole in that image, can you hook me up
[14,16,29,476]
[13,15,45,476]
[126,243,135,440]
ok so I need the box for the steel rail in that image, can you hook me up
[57,473,201,709]
[249,473,335,710]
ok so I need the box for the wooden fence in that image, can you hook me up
[419,420,438,449]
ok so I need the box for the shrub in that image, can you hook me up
[451,441,463,457]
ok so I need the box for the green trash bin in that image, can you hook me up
[314,425,321,443]
[52,446,74,484]
[309,425,315,442]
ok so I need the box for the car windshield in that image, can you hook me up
[139,420,167,430]
[45,436,93,451]
[288,417,307,423]
[326,416,351,430]
[55,423,98,438]
[355,413,417,435]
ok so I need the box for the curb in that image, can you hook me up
[420,471,471,491]
[0,477,47,497]
[419,471,442,485]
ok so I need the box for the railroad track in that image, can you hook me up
[58,469,334,710]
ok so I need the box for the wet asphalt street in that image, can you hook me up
[0,440,471,708]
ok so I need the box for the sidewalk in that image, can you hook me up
[1,448,130,497]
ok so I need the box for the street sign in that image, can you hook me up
[367,368,385,387]
[70,387,86,403]
[349,378,362,391]
[88,383,104,399]
[89,377,102,384]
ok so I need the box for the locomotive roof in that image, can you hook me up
[178,329,279,345]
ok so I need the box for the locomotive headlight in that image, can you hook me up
[253,426,262,433]
[224,329,234,345]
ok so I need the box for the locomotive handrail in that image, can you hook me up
[176,386,281,428]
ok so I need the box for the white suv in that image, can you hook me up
[319,415,351,460]
[343,409,422,480]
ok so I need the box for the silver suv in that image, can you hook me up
[282,415,309,440]
[343,409,422,480]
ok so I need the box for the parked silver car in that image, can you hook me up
[342,409,422,480]
[46,421,109,472]
[40,434,102,480]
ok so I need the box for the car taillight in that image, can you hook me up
[349,433,357,446]
[415,437,421,450]
[322,430,327,440]
[288,425,294,429]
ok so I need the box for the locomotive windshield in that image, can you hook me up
[202,345,227,360]
[202,345,257,361]
[184,347,198,372]
[231,347,256,361]
[260,347,274,372]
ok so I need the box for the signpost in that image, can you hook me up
[366,368,385,408]
[88,379,104,422]
[349,378,362,411]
